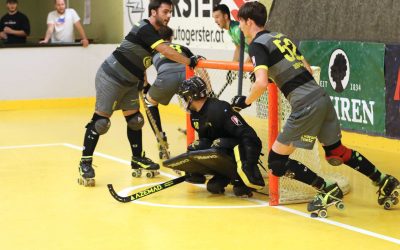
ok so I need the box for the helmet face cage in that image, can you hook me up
[178,76,208,102]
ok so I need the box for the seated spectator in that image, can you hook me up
[0,0,30,44]
[39,0,88,47]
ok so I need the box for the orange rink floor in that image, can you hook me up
[1,98,400,250]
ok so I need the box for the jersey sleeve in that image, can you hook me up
[249,42,270,72]
[22,14,30,35]
[138,24,165,50]
[46,12,54,24]
[0,17,4,32]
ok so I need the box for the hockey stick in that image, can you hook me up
[139,90,170,159]
[107,175,187,203]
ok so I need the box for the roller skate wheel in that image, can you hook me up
[384,200,392,210]
[318,209,328,218]
[393,190,399,197]
[146,172,154,178]
[393,197,399,205]
[335,202,345,210]
[88,179,95,187]
[132,170,142,178]
[77,178,83,185]
[310,212,318,218]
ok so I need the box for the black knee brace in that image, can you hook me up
[268,150,289,177]
[86,113,110,135]
[125,112,144,131]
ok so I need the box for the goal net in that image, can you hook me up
[185,60,350,205]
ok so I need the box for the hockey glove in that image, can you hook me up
[187,138,212,151]
[231,95,251,112]
[189,55,205,68]
[143,83,151,94]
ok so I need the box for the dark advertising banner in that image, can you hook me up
[299,41,386,135]
[385,45,400,138]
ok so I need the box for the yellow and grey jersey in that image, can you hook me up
[102,19,164,86]
[249,30,321,108]
[152,42,193,75]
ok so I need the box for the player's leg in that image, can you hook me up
[273,95,344,215]
[78,67,115,186]
[319,96,399,209]
[122,87,159,178]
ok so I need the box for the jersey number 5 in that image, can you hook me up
[273,38,304,62]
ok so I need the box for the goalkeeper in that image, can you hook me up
[177,75,265,197]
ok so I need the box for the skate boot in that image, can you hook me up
[307,183,345,218]
[375,175,400,210]
[206,175,230,194]
[158,131,170,160]
[131,152,160,178]
[232,179,253,198]
[77,157,95,187]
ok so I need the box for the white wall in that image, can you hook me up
[0,45,235,101]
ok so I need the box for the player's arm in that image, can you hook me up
[154,43,190,66]
[39,23,54,43]
[233,45,240,62]
[3,26,26,37]
[302,58,313,75]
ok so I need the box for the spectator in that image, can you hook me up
[0,0,30,44]
[40,0,88,47]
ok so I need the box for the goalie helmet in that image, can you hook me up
[178,76,208,101]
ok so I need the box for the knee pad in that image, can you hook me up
[86,114,111,135]
[267,150,289,177]
[126,112,144,131]
[324,143,352,166]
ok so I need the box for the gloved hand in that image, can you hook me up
[231,95,251,112]
[187,138,212,151]
[189,55,205,68]
[143,83,151,94]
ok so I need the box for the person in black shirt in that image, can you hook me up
[0,0,30,44]
[177,76,265,197]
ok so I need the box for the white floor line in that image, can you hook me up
[2,142,400,245]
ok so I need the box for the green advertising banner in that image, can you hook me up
[299,41,386,134]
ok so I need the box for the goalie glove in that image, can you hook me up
[231,95,251,112]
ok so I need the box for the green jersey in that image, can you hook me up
[228,21,249,53]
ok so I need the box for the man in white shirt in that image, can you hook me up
[40,0,88,47]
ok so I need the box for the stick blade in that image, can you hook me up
[107,184,132,203]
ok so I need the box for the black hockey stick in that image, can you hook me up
[107,175,187,203]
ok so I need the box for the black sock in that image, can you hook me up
[345,151,382,182]
[286,159,326,190]
[127,127,142,157]
[82,113,103,157]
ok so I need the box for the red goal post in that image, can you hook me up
[186,60,280,205]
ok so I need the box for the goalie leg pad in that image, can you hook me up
[267,149,289,177]
[125,112,144,131]
[323,141,352,166]
[234,145,265,190]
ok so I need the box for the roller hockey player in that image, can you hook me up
[176,76,265,197]
[232,1,400,216]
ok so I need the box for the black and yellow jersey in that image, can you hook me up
[152,42,193,74]
[250,30,321,108]
[102,19,165,86]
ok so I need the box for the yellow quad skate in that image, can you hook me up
[131,153,160,178]
[377,175,400,210]
[308,183,345,218]
[77,158,95,187]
